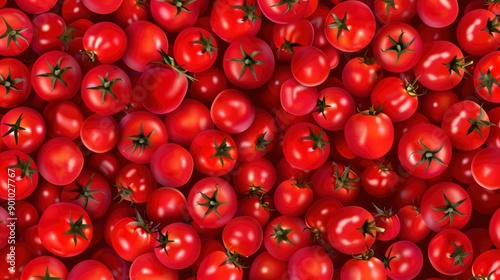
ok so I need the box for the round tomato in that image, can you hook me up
[197,250,244,280]
[257,0,308,24]
[44,101,85,140]
[150,143,193,187]
[222,216,263,257]
[362,162,400,199]
[154,223,201,269]
[113,0,148,27]
[174,27,218,73]
[341,254,386,280]
[373,0,417,24]
[280,78,318,116]
[129,253,178,279]
[189,66,228,104]
[146,187,188,226]
[0,58,31,108]
[288,246,333,280]
[428,229,473,276]
[115,163,157,204]
[30,13,72,54]
[82,22,127,64]
[489,210,500,252]
[211,89,255,134]
[82,0,122,14]
[471,147,500,190]
[457,9,500,56]
[37,137,84,186]
[0,8,32,57]
[384,241,423,280]
[311,162,360,205]
[305,197,343,241]
[396,205,431,243]
[474,51,500,103]
[0,150,38,200]
[20,256,68,280]
[263,215,312,261]
[421,90,459,124]
[1,107,46,153]
[291,46,329,87]
[250,252,287,280]
[80,114,119,153]
[210,0,262,42]
[468,182,500,215]
[150,0,200,32]
[274,177,313,217]
[15,0,57,14]
[232,158,276,195]
[471,249,500,279]
[238,195,273,227]
[312,87,355,131]
[342,54,383,98]
[68,260,113,280]
[190,130,238,176]
[416,0,459,28]
[273,19,314,61]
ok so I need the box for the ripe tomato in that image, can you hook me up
[15,0,57,14]
[362,162,399,198]
[273,19,314,61]
[30,13,72,54]
[82,0,122,14]
[416,0,459,28]
[62,0,95,23]
[0,8,32,57]
[1,107,46,153]
[490,210,500,251]
[197,250,244,280]
[187,177,237,228]
[87,152,121,184]
[428,229,473,276]
[280,78,318,116]
[150,0,200,32]
[344,107,394,160]
[373,0,417,24]
[113,0,148,27]
[129,253,179,279]
[487,107,500,147]
[288,246,333,280]
[257,0,308,24]
[20,256,68,280]
[305,197,343,241]
[189,67,228,104]
[421,90,460,124]
[115,163,157,204]
[68,260,113,280]
[0,58,31,108]
[291,46,329,87]
[38,203,93,257]
[474,51,500,103]
[80,114,119,153]
[384,241,423,280]
[471,147,500,190]
[274,177,313,217]
[31,51,82,101]
[250,252,287,280]
[222,216,263,257]
[263,215,312,261]
[37,137,84,186]
[81,64,132,115]
[164,99,213,146]
[0,150,38,200]
[420,182,471,232]
[232,158,276,195]
[154,223,201,269]
[223,36,275,89]
[150,143,193,187]
[44,101,85,140]
[190,130,238,176]
[146,187,187,226]
[468,182,500,215]
[414,41,472,91]
[341,254,387,280]
[210,0,262,42]
[211,89,255,134]
[174,27,218,73]
[471,249,500,279]
[238,195,273,227]
[457,9,500,56]
[311,162,360,205]
[91,247,130,280]
[117,111,168,164]
[342,54,383,98]
[324,1,376,52]
[397,205,431,243]
[82,22,127,64]
[312,87,355,131]
[398,123,452,179]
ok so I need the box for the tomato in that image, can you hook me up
[44,101,85,140]
[81,64,132,115]
[361,161,399,199]
[428,229,473,276]
[291,46,329,87]
[68,260,113,280]
[129,253,178,279]
[311,162,360,205]
[274,177,313,217]
[31,51,82,102]
[344,107,394,160]
[257,0,308,24]
[86,152,121,184]
[115,163,157,204]
[487,107,500,147]
[117,111,168,164]
[471,249,500,279]
[111,210,158,262]
[211,89,255,134]
[398,123,452,179]
[222,216,263,257]
[324,1,376,52]
[474,51,500,103]
[232,158,276,195]
[288,246,333,280]
[1,107,46,154]
[263,216,312,261]
[164,99,214,146]
[421,90,460,124]
[82,0,122,14]
[62,0,94,23]
[373,22,423,73]
[14,201,39,233]
[91,247,130,280]
[0,8,32,57]
[342,54,384,98]
[420,182,471,233]
[146,187,187,226]
[122,21,169,72]
[273,19,314,61]
[416,0,459,28]
[174,27,218,73]
[37,138,84,186]
[38,203,93,257]
[250,252,287,280]
[0,58,31,108]
[280,78,318,116]
[471,147,500,190]
[223,36,275,89]
[150,0,200,32]
[150,143,193,187]
[80,114,119,153]
[312,87,355,131]
[341,254,387,280]
[197,250,244,280]
[190,130,238,176]
[457,9,500,56]
[238,195,273,227]
[305,197,343,241]
[30,13,72,55]
[154,222,201,269]
[113,0,148,27]
[468,182,500,215]
[373,0,417,24]
[384,241,423,280]
[490,210,500,251]
[189,67,228,104]
[20,256,68,280]
[15,0,57,14]
[210,0,262,42]
[414,41,473,91]
[82,22,127,64]
[397,205,431,243]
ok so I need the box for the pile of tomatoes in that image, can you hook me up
[1,0,500,279]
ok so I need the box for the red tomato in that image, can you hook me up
[211,89,255,134]
[80,114,119,153]
[362,162,400,198]
[416,0,459,28]
[146,187,187,226]
[468,182,500,215]
[397,205,431,243]
[473,51,500,103]
[291,47,329,87]
[274,177,313,217]
[62,0,95,23]
[113,0,148,27]
[222,216,263,257]
[457,9,500,56]
[37,137,84,186]
[341,254,387,280]
[311,162,360,205]
[20,256,68,280]
[91,247,129,280]
[0,151,38,201]
[197,250,244,280]
[0,58,31,108]
[190,130,238,176]
[38,203,93,257]
[68,260,113,280]
[288,246,333,280]
[471,249,500,279]
[174,27,218,73]
[250,252,287,280]
[280,78,318,116]
[263,216,312,261]
[82,22,127,64]
[373,0,417,24]
[324,1,376,52]
[87,152,121,184]
[273,19,314,61]
[154,223,201,269]
[115,163,157,204]
[487,107,500,147]
[342,54,384,98]
[471,147,500,190]
[238,195,273,227]
[384,241,423,280]
[44,101,85,140]
[312,87,355,131]
[189,67,228,104]
[30,13,71,54]
[15,0,57,14]
[150,143,193,187]
[490,209,500,250]
[257,0,308,24]
[305,197,343,241]
[130,253,178,279]
[428,229,473,276]
[421,90,460,124]
[210,0,262,42]
[82,0,122,14]
[1,107,46,153]
[0,9,32,57]
[232,158,276,195]
[150,0,200,32]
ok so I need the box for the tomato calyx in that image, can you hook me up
[270,0,300,14]
[155,230,176,255]
[374,160,393,172]
[409,137,449,171]
[255,131,271,152]
[0,67,23,96]
[327,12,350,40]
[157,49,196,81]
[35,57,73,91]
[476,68,500,97]
[372,203,396,219]
[467,104,496,138]
[362,104,384,116]
[381,29,417,64]
[277,39,302,58]
[331,163,359,192]
[382,246,397,270]
[353,248,376,260]
[469,270,496,280]
[315,95,332,119]
[2,113,26,145]
[449,240,472,267]
[404,77,427,97]
[381,0,396,16]
[158,0,196,16]
[197,185,228,218]
[291,174,311,189]
[63,212,90,245]
[233,0,261,25]
[79,50,98,63]
[481,15,500,38]
[114,185,136,205]
[124,123,156,156]
[431,193,468,226]
[131,209,159,234]
[33,266,62,280]
[444,55,474,77]
[86,72,123,103]
[6,155,37,181]
[57,26,76,50]
[246,184,266,197]
[66,173,103,209]
[357,50,378,66]
[223,247,248,269]
[211,137,235,166]
[0,17,29,50]
[299,128,329,151]
[270,222,295,246]
[356,219,385,238]
[191,33,218,58]
[227,44,266,81]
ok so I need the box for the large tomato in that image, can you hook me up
[474,51,500,103]
[384,241,423,280]
[340,254,387,280]
[20,256,68,280]
[263,216,312,261]
[1,107,46,153]
[190,130,238,176]
[428,229,473,276]
[457,9,500,56]
[150,143,193,188]
[0,8,32,57]
[471,147,500,190]
[82,22,127,64]
[471,249,500,279]
[0,150,38,201]
[37,137,84,186]
[416,0,459,28]
[0,58,31,108]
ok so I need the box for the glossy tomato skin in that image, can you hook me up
[113,0,148,27]
[1,107,46,153]
[428,229,473,276]
[38,203,93,257]
[341,257,387,280]
[311,162,360,205]
[371,77,421,122]
[197,250,243,280]
[263,216,312,261]
[44,101,85,140]
[362,162,400,198]
[211,89,255,134]
[274,178,313,217]
[83,22,127,64]
[150,143,193,188]
[30,13,69,55]
[0,9,32,57]
[421,90,460,124]
[273,19,314,61]
[223,36,275,89]
[291,47,329,87]
[91,247,130,280]
[287,246,333,280]
[250,252,287,280]
[87,152,121,184]
[37,138,84,186]
[150,0,200,33]
[68,260,113,280]
[154,223,201,269]
[111,214,158,262]
[474,51,500,103]
[471,147,500,190]
[129,253,179,279]
[305,197,343,240]
[187,177,237,229]
[189,67,228,104]
[0,58,31,108]
[384,241,423,280]
[312,87,355,131]
[115,163,157,204]
[82,0,122,14]
[342,56,383,98]
[0,151,38,201]
[397,205,431,243]
[222,216,263,257]
[210,0,262,42]
[257,0,307,24]
[487,108,500,147]
[20,256,68,280]
[238,195,273,227]
[468,183,500,215]
[457,9,500,56]
[232,158,276,195]
[174,27,218,73]
[373,0,417,24]
[80,114,119,153]
[280,78,318,116]
[308,4,329,48]
[62,0,95,22]
[190,130,238,176]
[416,0,459,28]
[490,210,500,250]
[324,1,376,52]
[146,187,187,227]
[471,249,500,279]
